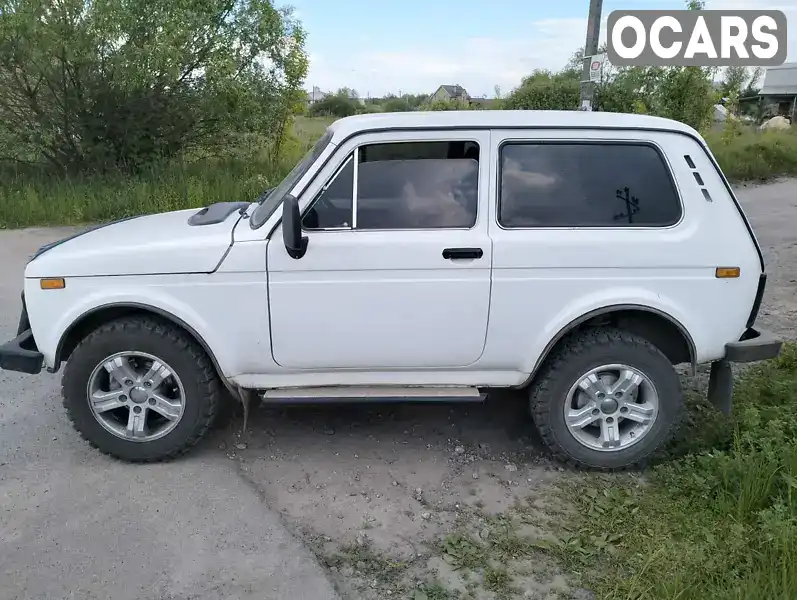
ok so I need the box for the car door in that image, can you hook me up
[266,129,493,370]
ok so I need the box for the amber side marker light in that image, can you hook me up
[40,278,65,289]
[715,267,741,279]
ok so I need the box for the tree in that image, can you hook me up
[656,66,715,131]
[742,67,764,97]
[720,66,749,98]
[404,93,429,109]
[594,67,658,114]
[383,97,412,112]
[268,29,309,164]
[309,90,360,117]
[502,70,580,111]
[0,0,307,173]
[592,0,715,131]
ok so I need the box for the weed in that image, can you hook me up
[328,542,408,584]
[483,565,512,596]
[432,511,562,599]
[439,533,486,571]
[413,581,460,600]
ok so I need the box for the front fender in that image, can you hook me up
[23,273,268,378]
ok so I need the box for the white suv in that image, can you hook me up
[0,110,782,470]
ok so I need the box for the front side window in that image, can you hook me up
[498,142,682,228]
[302,156,353,229]
[302,140,480,231]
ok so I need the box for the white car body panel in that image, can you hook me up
[24,271,269,378]
[17,110,765,393]
[480,129,759,370]
[267,129,492,370]
[25,209,239,278]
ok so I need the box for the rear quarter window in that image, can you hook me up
[498,141,682,228]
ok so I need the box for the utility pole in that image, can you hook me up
[580,0,603,111]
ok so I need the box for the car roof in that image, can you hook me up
[326,110,702,144]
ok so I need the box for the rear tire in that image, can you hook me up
[529,328,682,470]
[62,316,221,462]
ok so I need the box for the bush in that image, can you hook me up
[361,104,386,114]
[383,97,413,112]
[0,0,307,175]
[421,98,471,111]
[502,70,580,111]
[309,93,360,118]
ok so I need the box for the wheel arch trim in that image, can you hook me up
[53,302,227,381]
[518,304,697,389]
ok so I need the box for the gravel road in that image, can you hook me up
[734,179,797,338]
[1,179,795,600]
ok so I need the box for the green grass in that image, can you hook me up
[706,127,797,182]
[551,343,797,600]
[0,116,332,228]
[292,114,335,140]
[0,158,270,228]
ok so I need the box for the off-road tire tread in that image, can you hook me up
[529,327,683,472]
[62,316,221,463]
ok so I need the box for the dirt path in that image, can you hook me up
[220,178,797,599]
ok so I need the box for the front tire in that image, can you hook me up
[62,317,221,462]
[529,328,683,470]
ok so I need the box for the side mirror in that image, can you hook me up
[282,195,308,259]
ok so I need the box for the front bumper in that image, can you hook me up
[707,327,783,416]
[0,294,44,375]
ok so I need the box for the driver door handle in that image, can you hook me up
[442,247,483,260]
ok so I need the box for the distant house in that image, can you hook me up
[739,63,797,122]
[430,84,471,104]
[430,85,498,109]
[759,63,797,121]
[306,86,327,105]
[306,86,365,107]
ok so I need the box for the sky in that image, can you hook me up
[288,0,797,98]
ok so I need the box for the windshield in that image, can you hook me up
[250,129,334,229]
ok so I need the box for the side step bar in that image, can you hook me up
[260,386,486,404]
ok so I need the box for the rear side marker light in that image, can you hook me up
[40,278,65,289]
[715,267,740,279]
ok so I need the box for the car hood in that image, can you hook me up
[25,206,244,278]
